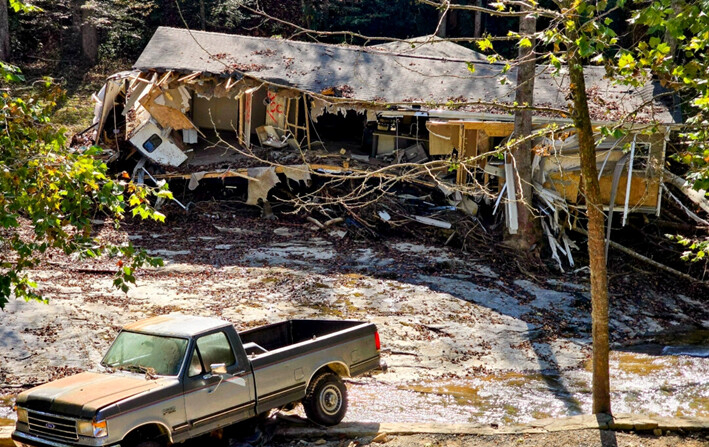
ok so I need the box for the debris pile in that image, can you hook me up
[78,27,709,281]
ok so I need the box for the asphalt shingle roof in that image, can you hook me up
[134,27,678,124]
[372,36,489,61]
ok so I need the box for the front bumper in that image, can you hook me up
[11,431,119,447]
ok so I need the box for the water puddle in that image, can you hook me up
[347,372,584,425]
[347,337,709,424]
[0,418,14,447]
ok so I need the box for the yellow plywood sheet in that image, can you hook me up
[545,172,581,203]
[427,121,459,155]
[599,175,660,208]
[447,121,515,137]
[546,172,659,208]
[139,86,195,131]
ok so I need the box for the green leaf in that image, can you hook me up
[0,62,25,82]
[655,42,671,55]
[618,53,636,69]
[9,0,42,13]
[576,36,594,58]
[477,38,494,52]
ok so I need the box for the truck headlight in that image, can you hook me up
[15,406,28,424]
[78,420,108,438]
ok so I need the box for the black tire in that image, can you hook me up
[303,372,348,426]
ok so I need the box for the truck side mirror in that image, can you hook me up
[210,363,227,375]
[206,363,228,394]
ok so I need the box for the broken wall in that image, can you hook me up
[539,131,665,212]
[192,95,240,130]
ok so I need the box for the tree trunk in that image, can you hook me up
[474,0,482,38]
[437,9,447,37]
[508,9,539,250]
[664,0,681,59]
[568,50,611,415]
[81,3,98,65]
[0,0,10,61]
[199,0,206,30]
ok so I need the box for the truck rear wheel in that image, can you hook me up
[303,372,347,426]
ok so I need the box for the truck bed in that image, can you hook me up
[239,319,365,353]
[238,319,380,414]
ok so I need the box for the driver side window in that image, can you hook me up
[189,331,237,377]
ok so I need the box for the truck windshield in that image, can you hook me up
[102,331,189,376]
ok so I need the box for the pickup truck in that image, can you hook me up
[12,315,383,447]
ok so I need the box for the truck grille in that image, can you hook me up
[28,410,79,441]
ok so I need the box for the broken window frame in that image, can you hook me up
[142,133,163,153]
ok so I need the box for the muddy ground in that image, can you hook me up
[269,430,709,447]
[1,202,708,429]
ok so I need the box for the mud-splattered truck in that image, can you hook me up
[12,315,383,447]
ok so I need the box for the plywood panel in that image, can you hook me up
[546,172,659,208]
[599,175,660,208]
[447,121,515,137]
[264,92,287,129]
[427,121,459,155]
[545,172,581,203]
[140,86,195,131]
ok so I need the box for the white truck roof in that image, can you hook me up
[123,314,230,337]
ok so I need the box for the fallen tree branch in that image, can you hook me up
[306,216,325,230]
[663,170,709,215]
[571,226,705,285]
[324,217,344,227]
[661,184,709,226]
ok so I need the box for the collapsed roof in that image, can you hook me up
[134,27,679,124]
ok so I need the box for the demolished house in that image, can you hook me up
[90,27,681,266]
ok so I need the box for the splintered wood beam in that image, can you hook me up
[225,77,237,91]
[157,71,173,86]
[304,93,311,150]
[154,170,259,182]
[177,71,202,83]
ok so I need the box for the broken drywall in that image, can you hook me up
[246,167,281,205]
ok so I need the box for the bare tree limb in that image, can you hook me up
[572,226,705,285]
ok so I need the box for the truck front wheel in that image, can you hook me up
[303,372,348,426]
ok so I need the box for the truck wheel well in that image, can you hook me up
[122,423,170,447]
[309,362,350,387]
